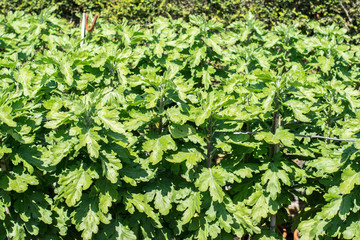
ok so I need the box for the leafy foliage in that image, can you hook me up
[2,0,360,36]
[1,8,360,239]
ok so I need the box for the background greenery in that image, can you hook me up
[1,0,360,35]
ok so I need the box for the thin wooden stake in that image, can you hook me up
[81,13,86,47]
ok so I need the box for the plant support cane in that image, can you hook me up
[80,13,98,47]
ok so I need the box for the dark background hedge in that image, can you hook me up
[1,0,359,34]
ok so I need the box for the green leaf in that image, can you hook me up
[125,193,161,227]
[317,55,334,73]
[96,108,125,134]
[261,166,290,200]
[0,172,38,193]
[71,197,102,240]
[274,128,294,147]
[98,218,136,240]
[114,220,137,240]
[319,198,342,219]
[60,59,74,86]
[190,46,206,67]
[8,221,26,240]
[142,135,177,165]
[248,192,268,223]
[298,219,328,239]
[16,65,34,97]
[343,221,360,240]
[58,166,94,207]
[284,100,311,122]
[204,37,222,55]
[53,206,69,236]
[254,132,279,144]
[79,128,101,158]
[154,190,172,215]
[42,140,73,167]
[96,178,119,214]
[13,191,52,224]
[177,191,201,225]
[44,111,72,129]
[339,167,360,194]
[195,167,233,202]
[100,149,123,184]
[166,107,190,125]
[166,149,203,168]
[0,105,16,127]
[229,203,261,235]
[169,124,196,139]
[0,190,10,220]
[213,202,234,233]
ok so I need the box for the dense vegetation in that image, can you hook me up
[1,7,360,240]
[1,0,360,35]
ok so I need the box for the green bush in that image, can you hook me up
[1,0,360,35]
[1,8,360,239]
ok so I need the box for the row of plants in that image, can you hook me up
[1,7,360,239]
[1,0,360,35]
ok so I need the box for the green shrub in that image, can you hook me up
[1,0,360,35]
[1,9,360,239]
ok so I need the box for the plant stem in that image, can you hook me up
[206,114,213,168]
[270,215,277,232]
[270,95,281,232]
[158,94,164,135]
[0,137,6,172]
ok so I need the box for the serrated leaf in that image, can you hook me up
[298,219,328,239]
[274,128,294,147]
[125,193,161,227]
[204,37,222,55]
[254,132,279,144]
[190,46,206,67]
[79,128,101,158]
[195,167,233,202]
[60,59,74,85]
[114,221,137,240]
[339,167,360,194]
[177,191,201,225]
[100,149,123,183]
[261,167,289,200]
[58,166,93,207]
[0,105,16,127]
[142,135,177,165]
[250,194,268,223]
[166,107,189,125]
[166,149,203,168]
[230,203,261,235]
[44,111,72,129]
[169,124,196,139]
[318,55,334,73]
[53,206,69,236]
[13,191,52,224]
[71,197,102,240]
[0,172,38,193]
[96,178,119,214]
[343,221,360,240]
[97,218,136,240]
[96,108,125,134]
[154,190,172,215]
[16,65,34,97]
[319,198,342,219]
